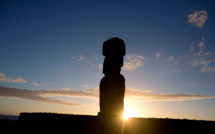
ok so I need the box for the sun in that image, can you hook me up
[123,106,139,120]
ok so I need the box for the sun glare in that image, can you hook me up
[123,106,139,120]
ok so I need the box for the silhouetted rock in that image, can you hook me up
[99,37,126,119]
[103,56,123,75]
[102,37,126,57]
[104,56,124,68]
[99,74,125,117]
[103,65,121,75]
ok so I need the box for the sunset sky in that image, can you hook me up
[1,0,215,120]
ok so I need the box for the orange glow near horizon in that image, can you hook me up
[123,105,140,120]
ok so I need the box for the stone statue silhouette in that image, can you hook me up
[98,37,126,118]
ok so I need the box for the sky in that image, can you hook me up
[0,0,215,121]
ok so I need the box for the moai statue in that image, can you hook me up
[98,37,126,118]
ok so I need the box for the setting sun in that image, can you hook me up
[123,106,139,120]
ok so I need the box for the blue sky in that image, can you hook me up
[0,0,215,120]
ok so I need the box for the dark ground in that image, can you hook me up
[0,113,214,134]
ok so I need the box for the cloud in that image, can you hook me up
[125,88,215,101]
[166,56,178,67]
[190,38,215,72]
[166,56,175,62]
[191,59,210,67]
[0,73,10,82]
[71,55,88,62]
[11,78,27,83]
[200,66,215,72]
[78,56,87,61]
[33,82,40,86]
[187,10,208,28]
[0,73,27,83]
[33,82,50,86]
[0,87,98,106]
[164,56,181,72]
[190,43,194,53]
[171,69,181,73]
[192,38,207,57]
[98,64,103,69]
[97,54,145,71]
[0,86,214,106]
[191,58,215,73]
[156,53,161,59]
[123,54,145,71]
[33,82,39,86]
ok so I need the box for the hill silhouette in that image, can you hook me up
[1,112,214,134]
[0,114,18,120]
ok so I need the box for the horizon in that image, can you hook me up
[1,113,215,122]
[0,0,215,121]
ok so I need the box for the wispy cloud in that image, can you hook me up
[166,56,177,66]
[0,87,98,106]
[98,64,103,69]
[190,43,194,53]
[0,87,214,106]
[156,53,161,60]
[71,55,89,62]
[125,88,214,101]
[166,56,175,62]
[160,55,181,73]
[201,66,215,72]
[192,38,208,57]
[191,59,209,67]
[192,59,215,72]
[190,38,215,72]
[171,69,181,73]
[33,82,50,86]
[123,54,145,71]
[33,82,39,86]
[97,54,145,71]
[187,10,208,28]
[0,73,27,83]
